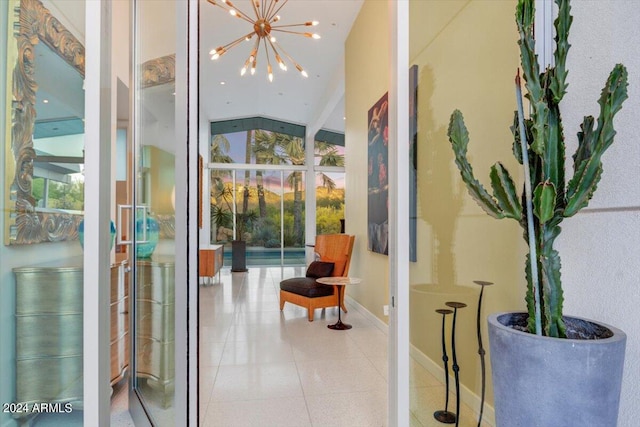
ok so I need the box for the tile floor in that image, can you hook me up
[198,267,490,427]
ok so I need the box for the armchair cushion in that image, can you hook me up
[305,261,335,279]
[280,277,335,298]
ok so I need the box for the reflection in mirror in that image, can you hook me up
[134,54,177,427]
[4,0,85,245]
[32,42,85,212]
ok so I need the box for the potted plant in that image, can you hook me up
[211,183,257,272]
[447,0,628,425]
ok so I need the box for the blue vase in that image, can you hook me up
[78,219,116,250]
[135,216,159,258]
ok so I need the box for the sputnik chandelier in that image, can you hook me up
[207,0,320,82]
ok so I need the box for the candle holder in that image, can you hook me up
[473,280,493,427]
[433,308,456,424]
[445,301,467,427]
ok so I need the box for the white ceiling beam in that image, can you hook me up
[305,56,345,141]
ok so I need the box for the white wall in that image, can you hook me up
[557,2,640,426]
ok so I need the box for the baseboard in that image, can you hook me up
[410,344,495,426]
[344,295,389,334]
[345,295,495,427]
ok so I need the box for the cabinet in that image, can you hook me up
[199,244,224,283]
[110,256,130,384]
[135,256,175,405]
[13,257,128,410]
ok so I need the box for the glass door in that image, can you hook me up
[127,1,181,425]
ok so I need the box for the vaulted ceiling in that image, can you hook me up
[199,0,363,134]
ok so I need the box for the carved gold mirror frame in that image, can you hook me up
[4,0,85,245]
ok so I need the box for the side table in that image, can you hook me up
[316,276,361,330]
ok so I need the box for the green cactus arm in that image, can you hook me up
[541,104,567,211]
[524,253,538,334]
[565,161,604,217]
[533,182,556,223]
[490,163,522,220]
[572,116,596,171]
[540,248,565,337]
[448,110,505,219]
[511,111,524,164]
[516,0,549,156]
[549,0,572,103]
[565,64,628,217]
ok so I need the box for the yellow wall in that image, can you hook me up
[346,0,527,412]
[148,146,176,215]
[408,0,524,408]
[344,0,390,321]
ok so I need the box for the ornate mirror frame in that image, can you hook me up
[4,0,85,245]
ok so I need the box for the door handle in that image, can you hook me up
[117,204,150,244]
[117,204,132,244]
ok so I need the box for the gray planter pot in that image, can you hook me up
[488,312,626,427]
[231,240,248,272]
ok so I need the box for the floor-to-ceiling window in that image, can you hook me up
[314,131,346,235]
[208,118,348,267]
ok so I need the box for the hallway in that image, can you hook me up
[198,267,487,427]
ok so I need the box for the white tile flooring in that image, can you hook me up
[198,267,489,427]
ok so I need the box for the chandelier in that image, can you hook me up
[207,0,320,82]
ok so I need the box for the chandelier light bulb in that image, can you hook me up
[270,36,276,42]
[312,33,321,39]
[273,15,280,23]
[312,21,319,26]
[211,47,227,60]
[241,66,247,76]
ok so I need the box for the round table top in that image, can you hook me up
[316,276,362,286]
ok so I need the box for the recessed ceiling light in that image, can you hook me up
[42,99,49,104]
[343,117,346,120]
[220,81,226,85]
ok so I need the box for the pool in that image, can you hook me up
[221,245,306,267]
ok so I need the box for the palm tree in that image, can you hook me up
[315,140,345,191]
[210,134,234,242]
[210,134,234,189]
[242,130,252,214]
[278,135,305,246]
[252,129,281,218]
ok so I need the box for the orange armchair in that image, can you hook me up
[279,234,355,321]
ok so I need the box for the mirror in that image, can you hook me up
[139,54,177,240]
[4,0,85,245]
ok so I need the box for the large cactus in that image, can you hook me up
[447,0,628,337]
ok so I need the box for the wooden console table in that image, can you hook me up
[199,244,224,284]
